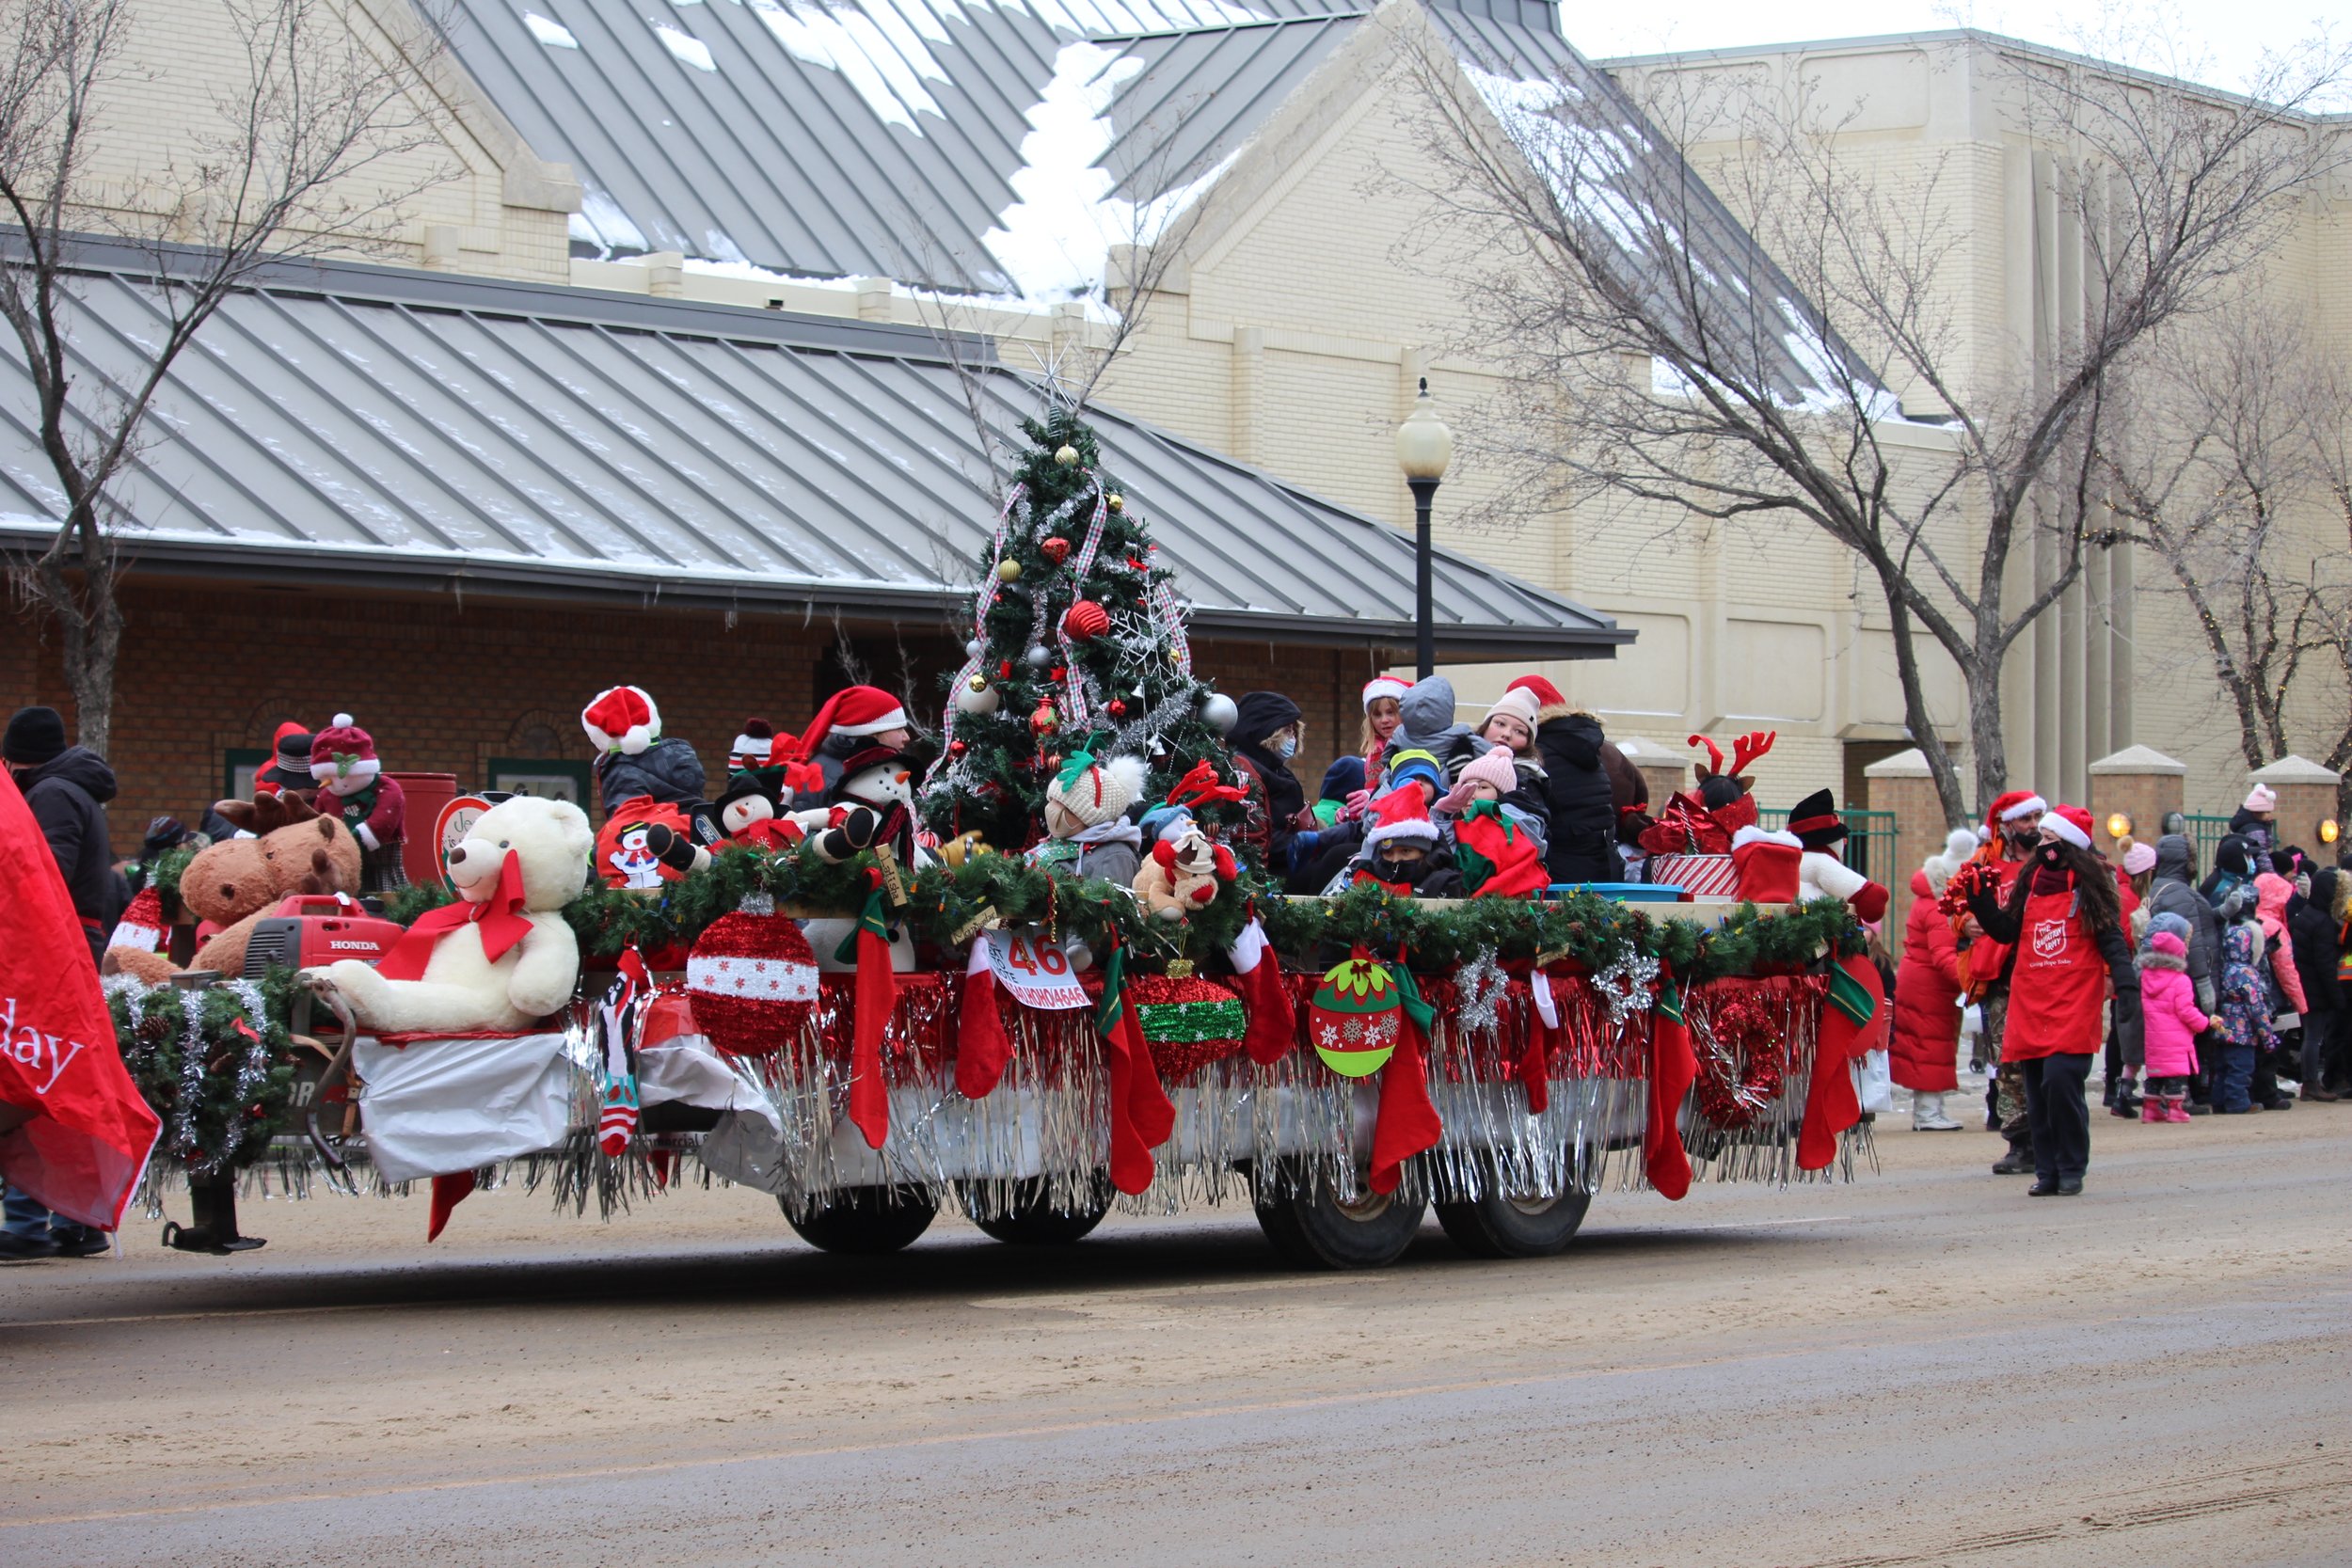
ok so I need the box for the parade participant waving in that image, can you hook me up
[1963,804,2142,1197]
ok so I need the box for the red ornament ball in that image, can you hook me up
[1041,536,1072,564]
[1107,699,1127,718]
[948,739,967,756]
[687,911,818,1057]
[998,659,1013,679]
[1062,599,1109,641]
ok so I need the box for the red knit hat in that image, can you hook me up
[582,686,660,755]
[1506,674,1566,707]
[797,685,909,759]
[2042,803,2094,850]
[309,714,380,785]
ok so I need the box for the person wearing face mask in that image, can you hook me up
[1229,690,1311,872]
[1958,790,2049,1173]
[1963,805,2143,1196]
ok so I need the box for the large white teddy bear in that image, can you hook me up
[303,795,593,1034]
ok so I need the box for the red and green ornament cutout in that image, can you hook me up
[1309,950,1403,1077]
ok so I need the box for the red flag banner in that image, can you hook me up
[0,769,161,1229]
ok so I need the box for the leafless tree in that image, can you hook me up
[1,0,453,754]
[1392,19,2347,822]
[2101,310,2351,776]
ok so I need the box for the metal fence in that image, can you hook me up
[2181,813,2234,875]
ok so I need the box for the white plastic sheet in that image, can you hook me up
[355,1033,574,1184]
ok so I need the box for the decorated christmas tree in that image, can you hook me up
[921,404,1245,855]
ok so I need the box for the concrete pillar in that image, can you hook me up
[857,277,898,322]
[1864,749,1947,923]
[2088,745,2185,865]
[1616,736,1689,815]
[2249,756,2345,855]
[643,251,686,297]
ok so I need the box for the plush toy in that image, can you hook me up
[1639,731,1774,855]
[1133,823,1237,920]
[714,768,805,852]
[1786,789,1891,922]
[1730,825,1804,904]
[937,830,992,868]
[596,797,708,888]
[310,714,407,892]
[1030,750,1147,885]
[794,745,924,868]
[104,792,363,985]
[303,795,594,1035]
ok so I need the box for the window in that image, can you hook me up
[486,756,591,803]
[223,747,269,801]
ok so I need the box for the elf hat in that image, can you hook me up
[1484,686,1542,734]
[1361,675,1409,710]
[1786,787,1848,849]
[309,715,380,784]
[582,686,660,755]
[2041,804,2094,850]
[1363,786,1441,849]
[798,685,908,760]
[1438,745,1520,814]
[1046,751,1147,829]
[1505,673,1566,707]
[2243,784,2278,813]
[730,718,774,769]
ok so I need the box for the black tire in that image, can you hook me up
[1435,1187,1592,1259]
[1253,1166,1428,1270]
[961,1174,1112,1246]
[782,1184,937,1254]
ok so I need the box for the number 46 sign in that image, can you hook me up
[986,927,1089,1011]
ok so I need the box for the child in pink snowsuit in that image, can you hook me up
[2136,929,2206,1123]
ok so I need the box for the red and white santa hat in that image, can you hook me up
[308,714,380,784]
[1361,675,1409,710]
[1363,786,1441,848]
[1983,788,2047,834]
[2041,803,2095,850]
[582,686,661,756]
[798,685,909,758]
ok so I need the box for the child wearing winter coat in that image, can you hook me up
[2212,923,2282,1114]
[2136,929,2206,1123]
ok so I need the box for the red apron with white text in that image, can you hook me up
[1998,887,2106,1063]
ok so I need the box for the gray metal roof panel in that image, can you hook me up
[0,254,1625,657]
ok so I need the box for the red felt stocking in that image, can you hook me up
[1371,963,1444,1195]
[834,887,896,1149]
[1645,975,1695,1200]
[426,1170,475,1242]
[1521,969,1558,1116]
[1229,917,1295,1067]
[955,938,1013,1100]
[1798,953,1883,1171]
[1097,942,1176,1195]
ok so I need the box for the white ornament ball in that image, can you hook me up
[965,638,985,660]
[1025,643,1052,669]
[957,680,1000,716]
[1054,445,1079,467]
[1201,692,1238,736]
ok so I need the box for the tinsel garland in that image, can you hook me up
[105,971,298,1174]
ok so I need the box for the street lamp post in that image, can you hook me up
[1394,377,1454,681]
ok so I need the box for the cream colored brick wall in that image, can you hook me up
[62,0,577,283]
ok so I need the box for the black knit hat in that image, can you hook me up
[2,705,67,767]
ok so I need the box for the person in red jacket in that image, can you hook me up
[1893,829,1979,1130]
[1963,804,2143,1196]
[1959,789,2046,1174]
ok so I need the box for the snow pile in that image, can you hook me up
[655,23,719,71]
[523,10,578,48]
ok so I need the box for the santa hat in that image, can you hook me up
[1438,746,1520,814]
[1786,787,1847,849]
[1361,675,1409,710]
[1363,787,1441,849]
[1730,825,1804,903]
[1046,752,1147,829]
[798,685,909,760]
[308,714,380,785]
[1484,686,1542,735]
[730,718,775,770]
[2243,784,2278,813]
[1505,673,1566,707]
[1985,790,2046,832]
[582,686,660,756]
[2041,804,2094,850]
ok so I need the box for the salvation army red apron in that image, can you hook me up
[1998,886,2106,1063]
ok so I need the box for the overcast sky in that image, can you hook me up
[1572,0,2346,105]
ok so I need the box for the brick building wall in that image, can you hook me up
[6,578,1378,858]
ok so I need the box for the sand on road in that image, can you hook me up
[2,1107,2345,1567]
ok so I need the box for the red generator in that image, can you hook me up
[239,895,407,979]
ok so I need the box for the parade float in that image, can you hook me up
[101,410,1885,1271]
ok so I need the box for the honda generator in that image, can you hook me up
[239,894,406,979]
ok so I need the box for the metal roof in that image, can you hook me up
[0,252,1629,660]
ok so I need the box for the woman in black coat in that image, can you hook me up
[2288,867,2342,1100]
[1519,690,1619,884]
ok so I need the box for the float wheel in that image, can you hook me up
[782,1184,936,1254]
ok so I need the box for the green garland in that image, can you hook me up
[107,970,299,1174]
[382,838,1858,985]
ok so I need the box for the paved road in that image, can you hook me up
[3,1108,2345,1567]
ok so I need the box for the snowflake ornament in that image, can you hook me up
[1594,946,1661,1027]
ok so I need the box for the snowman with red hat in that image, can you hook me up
[310,715,407,891]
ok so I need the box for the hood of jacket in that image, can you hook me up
[2255,872,2295,926]
[2153,833,2197,885]
[1231,690,1301,752]
[16,744,118,805]
[2223,922,2259,968]
[1398,676,1456,736]
[2137,946,2187,974]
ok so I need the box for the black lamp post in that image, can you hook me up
[1394,377,1454,680]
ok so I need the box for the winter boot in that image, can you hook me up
[2142,1093,2164,1124]
[2164,1095,2191,1124]
[1992,1137,2035,1175]
[2109,1076,2141,1118]
[1912,1092,1963,1132]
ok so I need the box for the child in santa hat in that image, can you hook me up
[582,686,708,823]
[1341,788,1463,897]
[790,685,914,807]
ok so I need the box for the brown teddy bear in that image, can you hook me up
[1132,822,1237,922]
[105,792,363,984]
